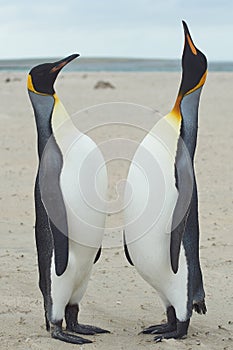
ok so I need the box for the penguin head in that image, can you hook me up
[27,54,79,95]
[179,21,207,96]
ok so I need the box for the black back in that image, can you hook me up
[29,90,69,277]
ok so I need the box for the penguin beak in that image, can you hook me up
[49,53,80,74]
[182,21,197,56]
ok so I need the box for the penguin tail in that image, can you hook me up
[193,299,207,315]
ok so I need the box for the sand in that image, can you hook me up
[0,71,233,350]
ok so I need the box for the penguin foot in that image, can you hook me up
[153,319,190,342]
[142,322,176,335]
[52,322,92,344]
[154,330,186,342]
[65,304,110,335]
[66,323,110,335]
[142,306,176,335]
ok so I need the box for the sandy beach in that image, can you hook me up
[0,71,233,350]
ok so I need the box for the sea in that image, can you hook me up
[0,57,233,72]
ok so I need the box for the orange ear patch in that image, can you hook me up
[27,74,35,92]
[27,74,52,96]
[187,34,197,55]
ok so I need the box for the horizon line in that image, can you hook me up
[0,56,232,63]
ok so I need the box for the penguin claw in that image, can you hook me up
[151,324,177,334]
[66,323,110,335]
[141,325,159,334]
[154,331,188,342]
[142,323,176,335]
[154,336,163,343]
[153,319,190,341]
[52,328,92,344]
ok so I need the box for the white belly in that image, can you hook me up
[124,127,178,276]
[60,133,107,248]
[50,101,107,321]
[51,242,97,321]
[124,117,189,320]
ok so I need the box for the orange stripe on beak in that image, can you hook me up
[187,34,197,55]
[50,61,67,73]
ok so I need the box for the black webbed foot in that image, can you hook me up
[153,319,190,342]
[141,306,190,341]
[51,321,92,344]
[67,323,110,335]
[142,322,176,334]
[142,306,176,335]
[65,303,110,335]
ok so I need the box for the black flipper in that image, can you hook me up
[170,136,193,274]
[39,135,69,276]
[49,219,69,276]
[170,207,190,274]
[94,247,102,264]
[123,231,134,266]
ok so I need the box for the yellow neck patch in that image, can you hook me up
[53,93,60,105]
[170,70,207,120]
[171,94,182,119]
[165,95,182,130]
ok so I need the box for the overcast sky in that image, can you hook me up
[0,0,232,61]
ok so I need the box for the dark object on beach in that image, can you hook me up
[94,80,115,89]
[5,78,11,83]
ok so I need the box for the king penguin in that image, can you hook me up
[27,54,109,344]
[123,22,207,341]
